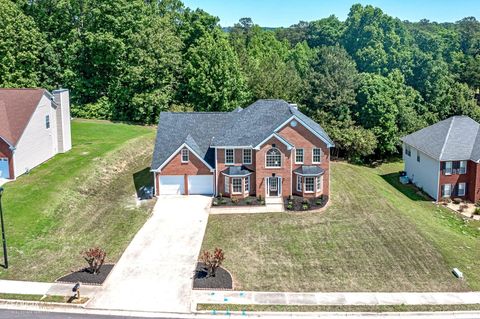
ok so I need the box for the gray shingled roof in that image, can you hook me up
[294,165,325,176]
[151,99,334,170]
[401,116,480,161]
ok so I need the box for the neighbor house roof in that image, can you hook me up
[401,116,480,161]
[151,99,334,171]
[0,88,47,146]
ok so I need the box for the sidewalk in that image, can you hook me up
[192,290,480,307]
[0,279,100,298]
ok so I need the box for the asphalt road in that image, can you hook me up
[0,309,180,319]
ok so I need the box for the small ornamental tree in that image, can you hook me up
[200,248,225,278]
[82,247,106,274]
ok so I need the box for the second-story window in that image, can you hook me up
[405,145,411,156]
[225,149,234,165]
[295,149,304,164]
[313,148,322,163]
[416,150,421,162]
[444,161,452,175]
[266,148,281,167]
[181,149,189,163]
[45,115,50,129]
[459,161,467,174]
[243,149,252,164]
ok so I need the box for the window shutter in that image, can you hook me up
[453,184,458,197]
[441,185,445,197]
[440,162,445,170]
[453,161,460,169]
[465,183,468,196]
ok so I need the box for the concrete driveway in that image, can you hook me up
[87,195,211,313]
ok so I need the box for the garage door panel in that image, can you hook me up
[188,175,213,195]
[159,175,184,195]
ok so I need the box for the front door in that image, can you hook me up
[266,177,281,197]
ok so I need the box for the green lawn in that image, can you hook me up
[0,119,156,281]
[202,161,480,292]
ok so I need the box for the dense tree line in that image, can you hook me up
[1,1,480,160]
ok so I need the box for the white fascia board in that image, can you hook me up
[211,146,252,149]
[274,115,334,148]
[152,143,214,172]
[253,133,294,150]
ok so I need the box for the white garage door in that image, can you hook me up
[159,175,185,195]
[188,175,214,195]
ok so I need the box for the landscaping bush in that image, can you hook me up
[82,247,106,275]
[453,198,462,205]
[302,204,309,210]
[316,199,322,206]
[287,204,293,210]
[200,248,225,278]
[245,199,252,205]
[474,208,480,215]
[475,200,480,207]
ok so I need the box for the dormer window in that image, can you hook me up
[181,149,189,163]
[266,148,281,168]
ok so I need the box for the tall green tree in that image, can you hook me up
[0,0,55,88]
[183,29,250,111]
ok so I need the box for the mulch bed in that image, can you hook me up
[56,264,114,285]
[285,195,329,211]
[212,196,265,207]
[193,262,233,290]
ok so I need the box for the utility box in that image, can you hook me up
[452,268,463,278]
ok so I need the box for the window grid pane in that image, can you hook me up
[243,149,252,164]
[266,148,281,167]
[297,175,302,192]
[305,177,314,192]
[232,178,242,193]
[245,176,250,192]
[225,149,234,164]
[181,149,189,162]
[224,177,229,193]
[295,149,304,163]
[313,148,321,163]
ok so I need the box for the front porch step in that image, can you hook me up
[265,197,283,204]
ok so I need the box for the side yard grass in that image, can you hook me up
[0,119,156,281]
[201,161,480,292]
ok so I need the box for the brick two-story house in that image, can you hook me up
[401,115,480,202]
[151,100,334,199]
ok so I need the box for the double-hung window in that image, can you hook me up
[316,176,323,192]
[224,177,230,193]
[181,149,189,163]
[296,175,302,192]
[458,182,466,196]
[312,148,322,163]
[232,178,242,194]
[459,161,467,174]
[225,149,234,165]
[305,177,315,193]
[45,115,50,129]
[243,149,252,164]
[244,176,250,193]
[405,145,411,156]
[295,149,304,164]
[416,150,421,162]
[442,184,451,197]
[444,161,452,175]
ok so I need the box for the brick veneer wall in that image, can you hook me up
[155,147,212,195]
[216,148,256,197]
[438,160,480,202]
[0,139,14,179]
[277,121,330,198]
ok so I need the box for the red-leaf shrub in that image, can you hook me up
[82,247,106,274]
[200,248,225,277]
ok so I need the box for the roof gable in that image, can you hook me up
[0,88,47,146]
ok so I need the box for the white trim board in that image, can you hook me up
[152,143,214,172]
[274,115,334,148]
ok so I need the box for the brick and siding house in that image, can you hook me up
[401,116,480,202]
[0,88,72,180]
[151,100,334,199]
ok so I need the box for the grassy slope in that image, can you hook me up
[0,119,155,281]
[202,161,480,292]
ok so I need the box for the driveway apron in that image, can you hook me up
[87,195,211,313]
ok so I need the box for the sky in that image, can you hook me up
[182,0,480,27]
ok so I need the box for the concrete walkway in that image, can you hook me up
[192,290,480,307]
[87,195,211,313]
[0,279,100,298]
[210,197,284,214]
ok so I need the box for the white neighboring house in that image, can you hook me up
[0,88,72,180]
[401,115,480,202]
